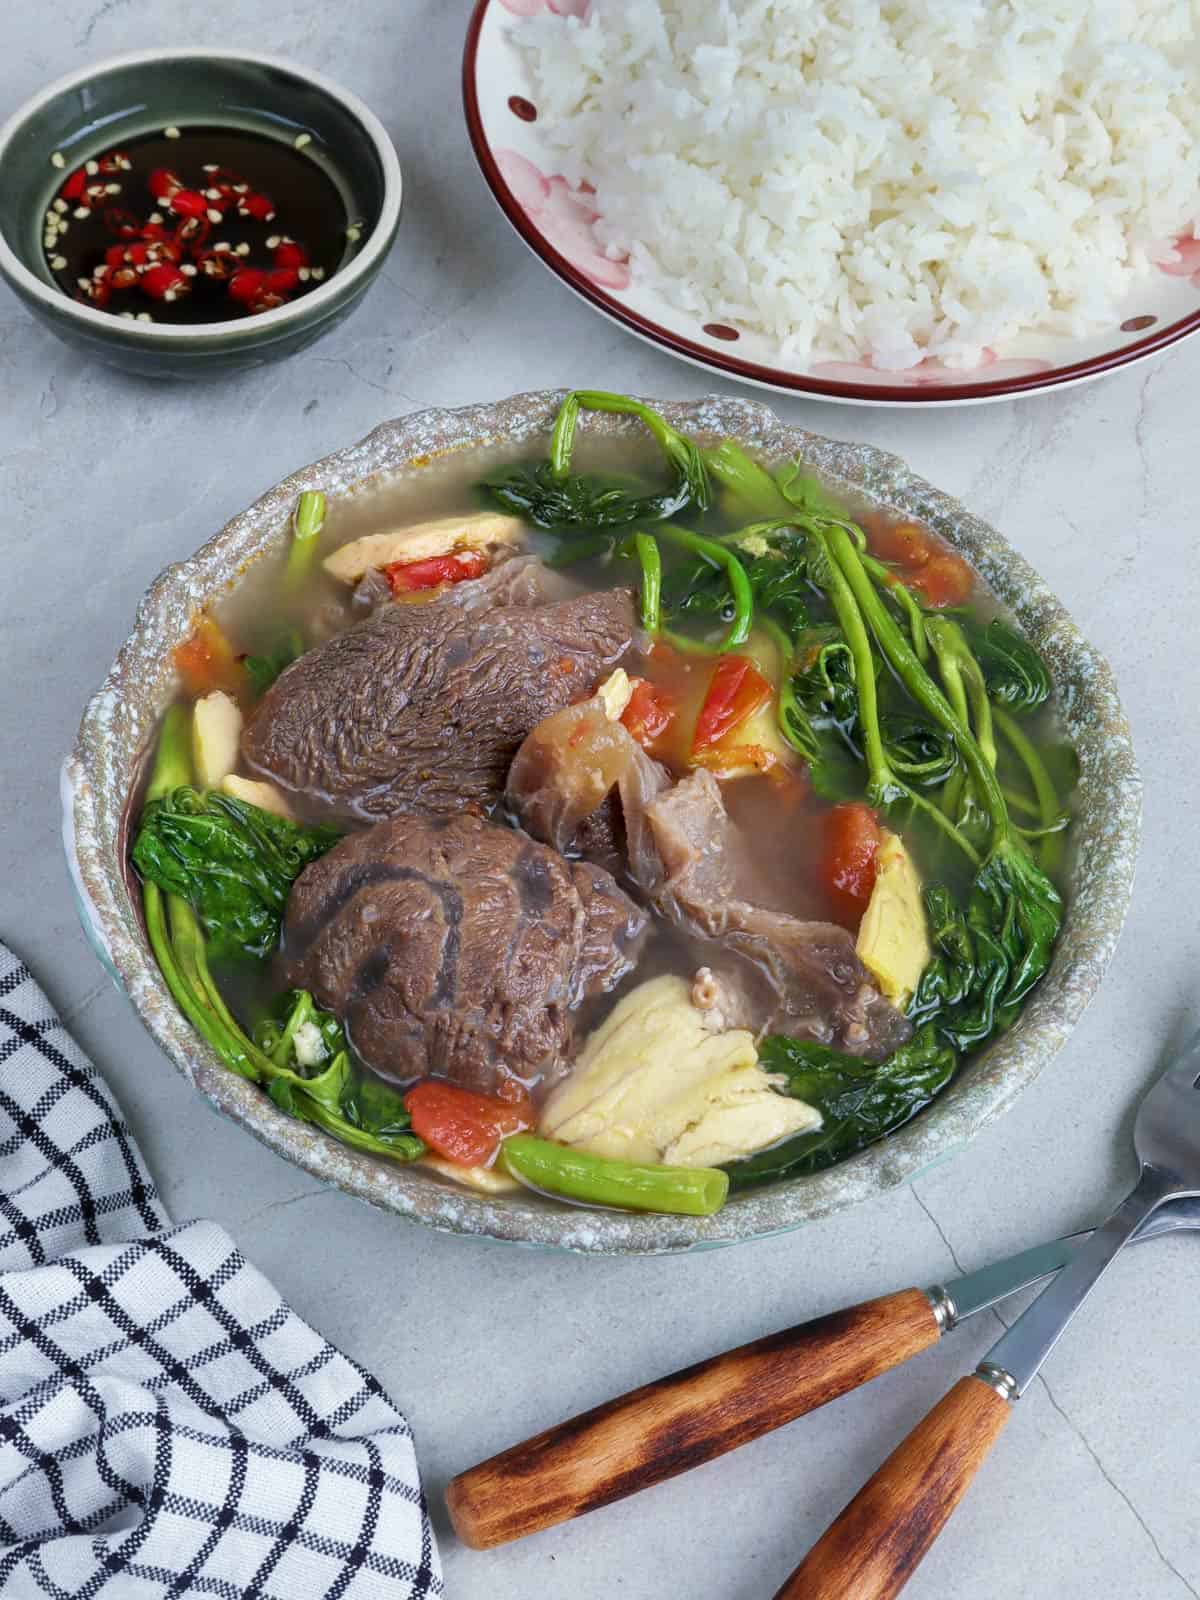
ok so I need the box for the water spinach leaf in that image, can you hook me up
[133,786,340,962]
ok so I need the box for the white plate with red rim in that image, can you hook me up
[463,0,1200,408]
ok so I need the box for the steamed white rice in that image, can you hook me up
[513,0,1200,369]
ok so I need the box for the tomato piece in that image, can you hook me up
[864,518,934,569]
[404,1081,534,1167]
[173,616,244,699]
[820,802,882,927]
[382,549,489,594]
[622,676,676,748]
[692,656,772,753]
[906,552,974,608]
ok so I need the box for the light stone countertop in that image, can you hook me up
[2,5,1199,1598]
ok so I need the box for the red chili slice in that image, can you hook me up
[194,249,235,281]
[273,239,309,271]
[167,189,208,220]
[241,192,276,222]
[148,168,183,201]
[173,215,210,249]
[227,268,267,306]
[139,264,190,302]
[382,550,489,594]
[60,169,87,202]
[265,266,300,294]
[77,274,112,308]
[103,208,142,239]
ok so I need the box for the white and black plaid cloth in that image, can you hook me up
[0,943,442,1599]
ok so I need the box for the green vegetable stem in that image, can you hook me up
[654,523,753,650]
[633,533,662,634]
[501,1135,728,1216]
[138,708,423,1161]
[481,390,710,533]
[284,490,327,592]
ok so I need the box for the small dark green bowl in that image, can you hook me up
[0,49,402,379]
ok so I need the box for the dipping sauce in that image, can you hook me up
[43,125,356,323]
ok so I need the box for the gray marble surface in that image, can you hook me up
[3,5,1199,1597]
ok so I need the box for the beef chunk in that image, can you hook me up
[506,694,912,1061]
[243,558,634,822]
[643,771,912,1059]
[283,811,647,1095]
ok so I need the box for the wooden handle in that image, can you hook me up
[773,1374,1012,1600]
[446,1287,939,1550]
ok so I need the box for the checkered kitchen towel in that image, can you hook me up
[0,942,442,1599]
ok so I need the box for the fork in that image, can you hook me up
[774,1032,1200,1600]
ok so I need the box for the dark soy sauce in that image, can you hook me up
[45,125,355,325]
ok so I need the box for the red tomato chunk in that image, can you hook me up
[692,656,772,752]
[404,1081,534,1167]
[820,802,881,927]
[622,676,676,749]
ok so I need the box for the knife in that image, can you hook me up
[446,1194,1200,1550]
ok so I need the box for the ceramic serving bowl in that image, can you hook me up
[464,0,1200,408]
[63,391,1141,1253]
[0,49,402,380]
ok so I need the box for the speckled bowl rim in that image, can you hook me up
[0,48,403,343]
[63,391,1142,1255]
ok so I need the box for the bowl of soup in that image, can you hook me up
[63,390,1141,1252]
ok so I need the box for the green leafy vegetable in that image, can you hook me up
[703,440,846,524]
[137,710,423,1165]
[774,458,851,521]
[671,528,812,639]
[879,713,957,787]
[133,786,340,962]
[727,1027,956,1185]
[481,390,710,534]
[959,618,1051,713]
[653,523,753,651]
[704,439,795,520]
[721,473,1068,1189]
[257,991,424,1160]
[244,629,304,696]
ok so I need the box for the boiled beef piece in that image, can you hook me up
[283,810,647,1096]
[507,694,912,1062]
[242,557,634,822]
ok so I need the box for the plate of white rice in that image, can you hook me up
[464,0,1200,405]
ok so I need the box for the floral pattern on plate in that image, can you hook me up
[494,150,629,290]
[1155,233,1200,285]
[810,352,1053,387]
[498,0,588,15]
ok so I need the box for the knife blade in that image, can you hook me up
[927,1192,1200,1327]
